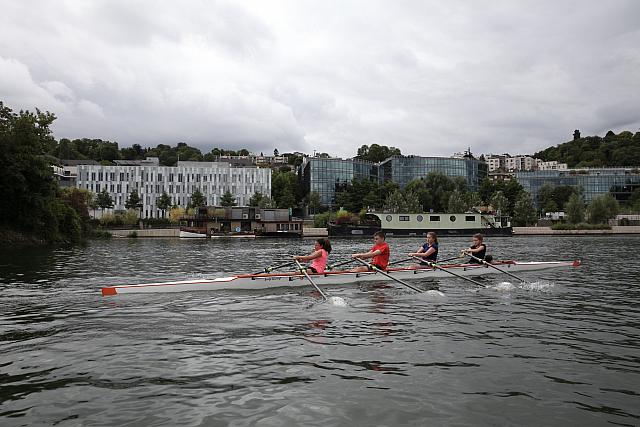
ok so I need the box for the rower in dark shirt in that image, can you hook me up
[463,233,487,264]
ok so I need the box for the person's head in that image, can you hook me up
[373,231,386,244]
[426,231,438,244]
[472,233,484,245]
[315,238,332,253]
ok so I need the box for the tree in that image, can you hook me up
[258,196,276,208]
[0,101,90,243]
[447,190,467,213]
[466,192,482,211]
[96,189,114,215]
[490,191,508,214]
[355,144,401,163]
[403,191,422,213]
[125,190,142,219]
[383,190,406,213]
[249,192,264,207]
[190,189,205,207]
[587,194,619,224]
[273,148,279,156]
[220,191,236,207]
[537,182,555,213]
[271,169,300,209]
[565,193,585,224]
[308,191,322,214]
[513,193,537,226]
[157,192,172,218]
[125,190,141,210]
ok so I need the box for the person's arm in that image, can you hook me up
[353,249,381,259]
[294,250,322,261]
[467,244,485,254]
[409,247,435,258]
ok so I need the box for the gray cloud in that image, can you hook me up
[1,0,639,158]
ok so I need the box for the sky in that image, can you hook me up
[1,1,639,158]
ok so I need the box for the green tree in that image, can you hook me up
[565,193,585,224]
[157,192,172,218]
[125,190,142,219]
[271,169,299,209]
[190,189,206,207]
[490,191,508,214]
[383,189,406,213]
[513,193,537,226]
[466,192,482,211]
[355,144,401,163]
[308,191,321,214]
[0,101,90,243]
[403,191,422,213]
[220,191,236,207]
[258,196,276,208]
[447,190,467,213]
[587,194,619,224]
[96,189,114,215]
[249,192,264,207]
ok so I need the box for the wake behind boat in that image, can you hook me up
[101,260,581,296]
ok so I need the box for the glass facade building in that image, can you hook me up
[378,156,488,191]
[515,168,640,205]
[300,155,487,206]
[301,158,377,206]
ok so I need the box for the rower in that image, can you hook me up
[462,233,488,264]
[408,231,438,266]
[351,231,390,272]
[294,238,332,274]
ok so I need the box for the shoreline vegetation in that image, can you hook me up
[2,99,639,246]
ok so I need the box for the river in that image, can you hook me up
[1,235,639,426]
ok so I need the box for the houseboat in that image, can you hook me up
[180,207,303,238]
[329,212,512,237]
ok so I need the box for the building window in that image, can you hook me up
[385,215,392,222]
[450,215,457,222]
[158,173,163,181]
[465,216,476,221]
[416,215,423,222]
[430,215,440,221]
[399,215,410,221]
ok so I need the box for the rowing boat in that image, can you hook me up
[101,260,581,296]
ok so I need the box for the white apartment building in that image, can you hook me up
[76,158,271,218]
[506,155,536,171]
[537,160,568,171]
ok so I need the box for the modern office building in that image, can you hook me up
[377,156,487,191]
[515,168,640,205]
[76,158,271,218]
[299,157,376,206]
[300,155,487,206]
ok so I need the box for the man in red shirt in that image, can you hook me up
[352,231,390,271]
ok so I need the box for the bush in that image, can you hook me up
[127,231,138,238]
[551,223,611,230]
[123,209,140,226]
[313,212,330,228]
[92,229,112,239]
[143,218,172,228]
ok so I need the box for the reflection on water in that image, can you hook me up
[1,236,639,426]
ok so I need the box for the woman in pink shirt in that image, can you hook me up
[294,238,332,274]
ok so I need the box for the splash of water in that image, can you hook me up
[521,281,554,292]
[493,281,516,291]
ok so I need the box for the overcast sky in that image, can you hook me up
[1,1,639,158]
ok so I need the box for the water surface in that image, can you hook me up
[1,236,639,426]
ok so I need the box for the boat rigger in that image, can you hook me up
[101,260,581,296]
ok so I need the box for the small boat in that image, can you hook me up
[101,260,581,296]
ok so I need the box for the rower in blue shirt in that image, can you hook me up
[408,231,438,265]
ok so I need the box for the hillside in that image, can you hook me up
[535,130,640,168]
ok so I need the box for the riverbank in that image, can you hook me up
[513,226,640,235]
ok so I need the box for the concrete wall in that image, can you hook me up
[109,228,180,237]
[513,226,640,235]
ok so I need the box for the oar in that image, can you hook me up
[353,258,422,293]
[465,253,525,283]
[326,258,356,270]
[294,259,347,306]
[252,260,297,275]
[409,256,486,287]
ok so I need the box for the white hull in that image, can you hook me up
[102,260,580,296]
[179,231,207,238]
